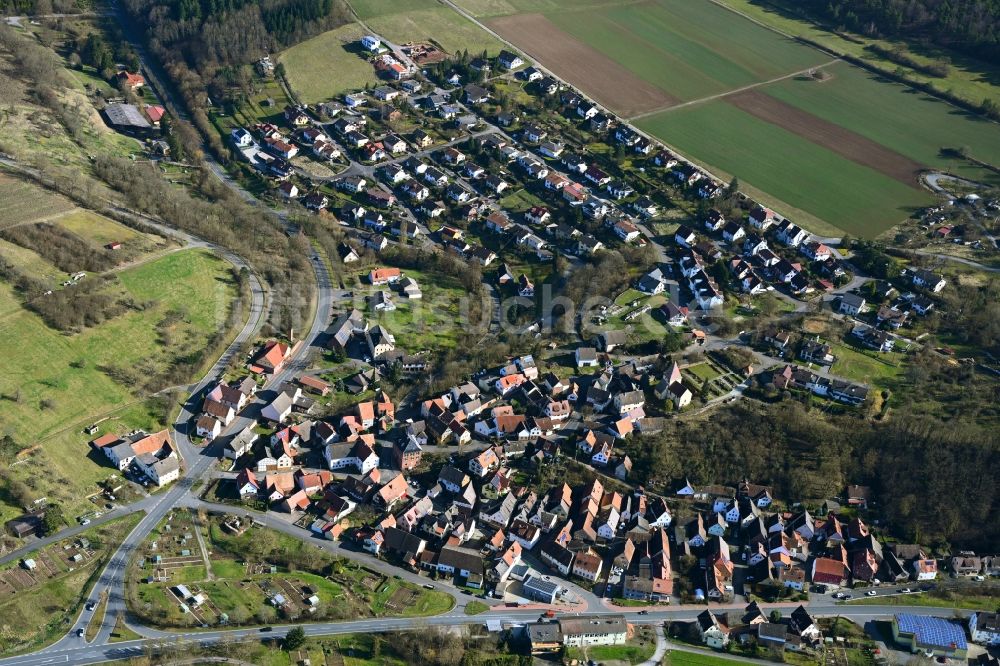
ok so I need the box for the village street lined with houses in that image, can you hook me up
[0,3,998,666]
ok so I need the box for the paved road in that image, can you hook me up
[0,598,970,666]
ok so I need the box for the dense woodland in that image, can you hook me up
[620,397,999,552]
[793,0,1000,62]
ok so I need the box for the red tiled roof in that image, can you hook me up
[131,429,171,456]
[91,433,120,448]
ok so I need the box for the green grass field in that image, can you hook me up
[454,0,636,18]
[55,210,143,249]
[369,267,477,351]
[545,0,829,103]
[851,587,1000,611]
[0,249,238,522]
[279,23,381,103]
[761,63,1000,186]
[664,650,751,666]
[636,101,933,237]
[365,6,506,57]
[830,341,906,385]
[713,0,1000,108]
[567,642,657,665]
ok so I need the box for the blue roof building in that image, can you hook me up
[892,613,968,659]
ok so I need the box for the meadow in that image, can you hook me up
[352,0,506,56]
[0,249,239,522]
[280,0,504,102]
[760,63,1000,185]
[366,267,477,351]
[279,23,380,103]
[0,175,74,229]
[713,0,1000,108]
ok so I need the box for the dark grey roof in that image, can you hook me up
[104,103,151,129]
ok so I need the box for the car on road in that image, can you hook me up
[423,584,434,590]
[85,602,96,611]
[76,629,85,637]
[901,588,912,593]
[80,519,91,526]
[638,610,649,615]
[866,590,878,596]
[833,592,845,599]
[259,627,273,632]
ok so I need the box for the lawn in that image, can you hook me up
[0,249,239,522]
[107,612,143,642]
[664,650,751,666]
[357,0,507,56]
[133,519,454,628]
[567,639,657,665]
[55,210,153,252]
[636,101,932,238]
[830,342,906,385]
[498,187,548,213]
[544,0,829,104]
[464,600,489,615]
[279,23,381,103]
[685,362,722,383]
[0,237,67,284]
[84,591,108,641]
[370,267,477,352]
[851,588,1000,611]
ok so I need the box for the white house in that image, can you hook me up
[261,391,294,423]
[969,611,1000,645]
[697,611,730,649]
[360,35,381,51]
[324,441,379,475]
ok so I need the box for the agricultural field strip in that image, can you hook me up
[463,0,1000,233]
[487,13,677,117]
[725,89,926,188]
[627,58,840,121]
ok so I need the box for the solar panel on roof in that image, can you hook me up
[896,614,967,650]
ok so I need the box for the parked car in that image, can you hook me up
[866,590,878,597]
